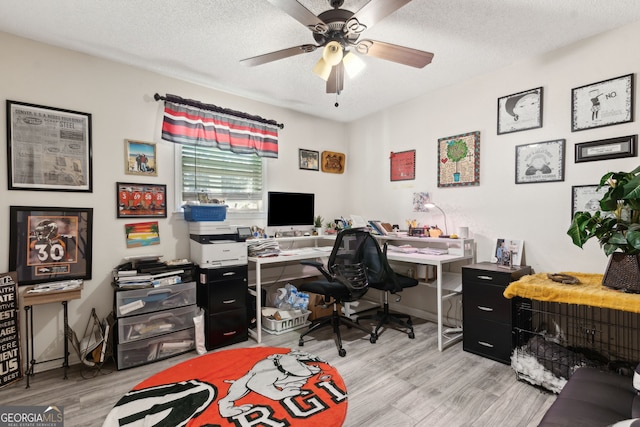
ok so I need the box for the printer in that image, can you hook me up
[189,222,251,268]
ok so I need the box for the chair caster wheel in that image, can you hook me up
[299,340,304,346]
[370,334,377,344]
[408,331,415,339]
[338,348,346,357]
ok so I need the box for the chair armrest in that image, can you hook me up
[301,260,332,282]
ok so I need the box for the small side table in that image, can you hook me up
[22,285,83,388]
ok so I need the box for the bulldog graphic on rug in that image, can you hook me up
[218,349,324,417]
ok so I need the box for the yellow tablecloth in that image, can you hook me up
[503,272,640,314]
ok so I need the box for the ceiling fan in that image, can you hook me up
[241,0,434,94]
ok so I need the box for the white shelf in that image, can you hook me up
[424,272,463,293]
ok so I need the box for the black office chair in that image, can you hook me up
[298,228,377,357]
[357,241,419,339]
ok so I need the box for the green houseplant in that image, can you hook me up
[567,166,640,291]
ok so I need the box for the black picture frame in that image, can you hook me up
[117,182,167,218]
[575,135,637,163]
[497,87,543,135]
[571,184,608,220]
[571,74,634,132]
[299,149,319,171]
[9,206,93,286]
[7,100,93,192]
[515,139,565,184]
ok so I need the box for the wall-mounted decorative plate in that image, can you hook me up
[321,151,345,174]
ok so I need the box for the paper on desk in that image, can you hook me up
[387,245,418,253]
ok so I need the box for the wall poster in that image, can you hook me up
[0,271,22,388]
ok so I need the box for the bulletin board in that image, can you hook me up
[390,150,415,181]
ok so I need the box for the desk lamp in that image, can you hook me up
[424,203,448,234]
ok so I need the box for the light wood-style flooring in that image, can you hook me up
[0,318,556,426]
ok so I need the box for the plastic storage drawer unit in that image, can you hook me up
[117,304,198,344]
[115,281,196,317]
[116,328,195,370]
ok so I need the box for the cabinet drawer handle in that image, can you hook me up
[223,331,237,336]
[477,306,493,312]
[223,272,236,277]
[478,341,494,348]
[222,299,237,304]
[477,275,493,281]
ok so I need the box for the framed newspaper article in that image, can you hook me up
[7,100,92,192]
[9,206,93,286]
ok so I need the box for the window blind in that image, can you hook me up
[181,145,262,200]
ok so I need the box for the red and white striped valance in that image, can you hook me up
[161,94,279,158]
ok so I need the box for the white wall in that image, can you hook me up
[0,32,349,369]
[346,20,640,275]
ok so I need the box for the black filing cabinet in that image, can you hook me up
[197,265,248,350]
[462,262,531,364]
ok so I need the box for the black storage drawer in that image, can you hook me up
[462,262,531,364]
[204,308,248,350]
[463,282,511,323]
[463,317,513,363]
[197,265,248,312]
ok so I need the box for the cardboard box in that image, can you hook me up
[307,292,339,321]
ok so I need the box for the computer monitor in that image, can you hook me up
[267,191,315,227]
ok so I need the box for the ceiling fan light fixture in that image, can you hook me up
[342,51,365,78]
[312,58,332,81]
[322,40,343,66]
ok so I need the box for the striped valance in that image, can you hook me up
[160,94,279,158]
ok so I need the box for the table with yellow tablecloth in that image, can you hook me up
[503,272,640,314]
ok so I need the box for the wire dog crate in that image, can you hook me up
[511,298,640,393]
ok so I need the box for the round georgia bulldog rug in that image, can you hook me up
[103,347,347,426]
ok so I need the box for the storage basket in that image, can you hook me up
[183,205,227,222]
[262,310,311,335]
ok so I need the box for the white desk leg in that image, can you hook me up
[437,263,443,352]
[255,264,262,344]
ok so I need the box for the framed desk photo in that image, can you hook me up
[515,139,565,184]
[571,74,634,132]
[497,87,543,135]
[6,100,92,192]
[9,206,93,286]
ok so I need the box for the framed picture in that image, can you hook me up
[571,73,634,132]
[299,149,319,171]
[437,131,480,187]
[7,100,92,192]
[497,87,543,135]
[571,185,609,220]
[575,135,637,163]
[125,139,157,176]
[390,150,415,181]
[9,206,93,286]
[125,221,160,248]
[321,150,346,174]
[515,139,565,184]
[117,182,167,218]
[492,238,524,267]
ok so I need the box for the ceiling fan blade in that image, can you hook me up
[326,62,344,94]
[266,0,328,33]
[356,39,434,68]
[241,44,317,66]
[349,0,411,30]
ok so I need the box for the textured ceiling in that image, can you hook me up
[2,0,640,123]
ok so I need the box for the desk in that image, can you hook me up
[248,235,475,351]
[22,285,83,388]
[248,247,333,344]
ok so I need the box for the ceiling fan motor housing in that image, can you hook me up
[313,8,361,47]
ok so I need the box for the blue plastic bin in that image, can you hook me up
[183,205,227,221]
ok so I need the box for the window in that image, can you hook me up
[178,144,264,212]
